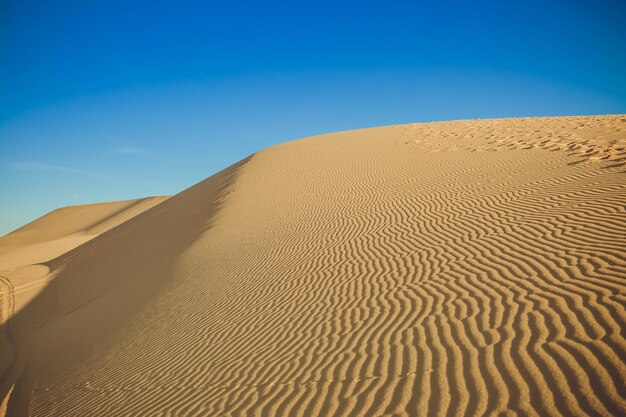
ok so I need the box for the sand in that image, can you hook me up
[0,197,169,272]
[1,115,625,416]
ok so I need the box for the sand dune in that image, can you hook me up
[0,197,169,322]
[1,115,625,416]
[0,196,169,414]
[0,197,169,272]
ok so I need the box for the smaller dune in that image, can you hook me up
[0,197,168,272]
[0,196,168,415]
[0,196,169,331]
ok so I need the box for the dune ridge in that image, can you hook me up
[1,115,625,416]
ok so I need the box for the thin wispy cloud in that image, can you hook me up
[111,146,146,155]
[4,162,128,181]
[8,162,85,174]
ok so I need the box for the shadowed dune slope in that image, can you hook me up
[2,115,626,416]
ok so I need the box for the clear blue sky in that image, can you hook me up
[1,0,625,235]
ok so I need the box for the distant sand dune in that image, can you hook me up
[1,116,625,416]
[0,197,168,272]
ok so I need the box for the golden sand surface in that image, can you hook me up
[1,115,625,416]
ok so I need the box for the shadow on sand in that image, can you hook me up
[0,155,252,416]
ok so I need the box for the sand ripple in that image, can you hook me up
[2,116,625,416]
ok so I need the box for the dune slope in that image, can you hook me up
[0,196,169,414]
[1,115,626,416]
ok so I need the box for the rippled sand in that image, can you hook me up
[1,115,625,416]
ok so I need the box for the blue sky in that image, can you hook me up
[1,0,625,235]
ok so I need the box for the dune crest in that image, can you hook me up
[1,115,625,416]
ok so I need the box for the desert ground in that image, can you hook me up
[1,115,625,416]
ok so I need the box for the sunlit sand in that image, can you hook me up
[1,115,625,416]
